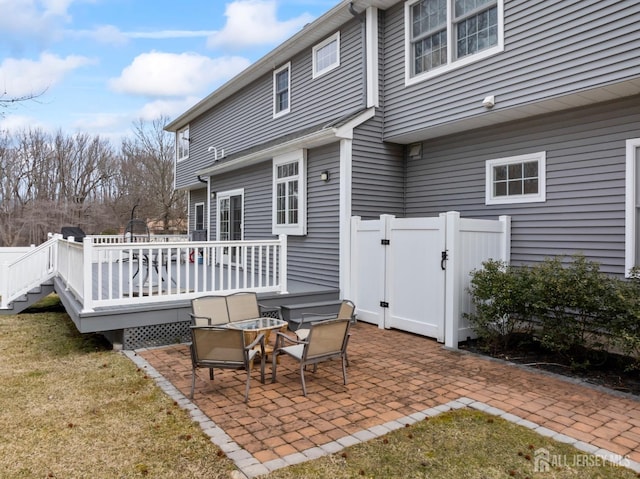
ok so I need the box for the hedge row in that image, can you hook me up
[465,255,640,369]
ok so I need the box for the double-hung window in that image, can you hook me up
[313,32,340,78]
[485,152,546,205]
[272,150,306,235]
[177,126,189,161]
[406,0,503,84]
[273,63,291,118]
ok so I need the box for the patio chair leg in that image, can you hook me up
[244,370,250,403]
[300,363,307,397]
[271,350,278,383]
[190,367,196,399]
[342,356,348,385]
[209,368,214,380]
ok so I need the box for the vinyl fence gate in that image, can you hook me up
[349,211,511,349]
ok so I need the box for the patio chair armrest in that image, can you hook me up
[274,331,305,349]
[245,332,265,352]
[188,313,211,324]
[258,303,283,321]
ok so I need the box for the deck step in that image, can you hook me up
[280,300,343,330]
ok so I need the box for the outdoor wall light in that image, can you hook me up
[320,171,330,182]
[482,95,495,108]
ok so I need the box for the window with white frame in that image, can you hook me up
[272,150,306,235]
[313,32,340,78]
[485,152,546,205]
[625,138,640,276]
[177,126,189,161]
[406,0,503,83]
[194,202,205,231]
[273,63,291,118]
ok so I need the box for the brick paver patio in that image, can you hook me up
[134,322,640,477]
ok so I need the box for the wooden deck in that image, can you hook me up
[55,257,339,348]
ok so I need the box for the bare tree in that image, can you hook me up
[120,117,186,233]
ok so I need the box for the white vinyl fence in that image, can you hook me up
[350,211,510,349]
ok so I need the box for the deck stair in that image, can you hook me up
[0,281,55,315]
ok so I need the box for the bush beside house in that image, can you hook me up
[465,255,640,371]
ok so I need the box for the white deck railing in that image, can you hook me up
[0,238,58,309]
[1,235,288,312]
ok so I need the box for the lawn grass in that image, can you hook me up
[1,295,637,479]
[0,296,234,478]
[267,409,638,479]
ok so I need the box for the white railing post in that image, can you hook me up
[444,211,461,349]
[499,215,511,264]
[82,237,94,312]
[0,261,8,309]
[279,234,288,294]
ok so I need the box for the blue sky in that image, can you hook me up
[0,0,339,143]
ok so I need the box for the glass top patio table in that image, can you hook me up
[226,317,287,331]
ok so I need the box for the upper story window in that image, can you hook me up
[313,32,340,78]
[272,150,306,236]
[273,63,291,118]
[405,0,503,85]
[177,126,189,161]
[485,152,546,205]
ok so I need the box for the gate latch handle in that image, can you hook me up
[440,250,448,270]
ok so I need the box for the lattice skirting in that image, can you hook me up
[123,321,191,350]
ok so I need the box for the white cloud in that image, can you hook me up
[109,52,251,97]
[0,0,73,47]
[0,52,95,98]
[137,97,201,121]
[207,0,314,50]
[0,114,49,133]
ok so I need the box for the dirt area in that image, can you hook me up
[459,339,640,397]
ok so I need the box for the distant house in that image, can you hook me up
[166,0,640,296]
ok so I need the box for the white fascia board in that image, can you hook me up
[366,7,379,108]
[335,107,376,139]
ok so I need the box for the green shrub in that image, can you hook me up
[609,268,640,370]
[466,255,638,369]
[464,260,535,352]
[530,255,622,366]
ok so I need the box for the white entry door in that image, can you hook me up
[385,216,446,341]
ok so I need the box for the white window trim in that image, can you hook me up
[272,150,307,236]
[312,31,340,79]
[485,152,546,205]
[404,0,505,86]
[273,62,291,118]
[177,126,190,162]
[216,188,244,241]
[625,138,640,277]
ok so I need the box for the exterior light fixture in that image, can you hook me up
[320,171,330,182]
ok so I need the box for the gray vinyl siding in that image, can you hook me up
[382,0,640,140]
[288,143,341,288]
[352,112,405,218]
[207,143,341,288]
[405,95,640,275]
[175,17,366,190]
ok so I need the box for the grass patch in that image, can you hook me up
[0,295,234,478]
[268,409,637,479]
